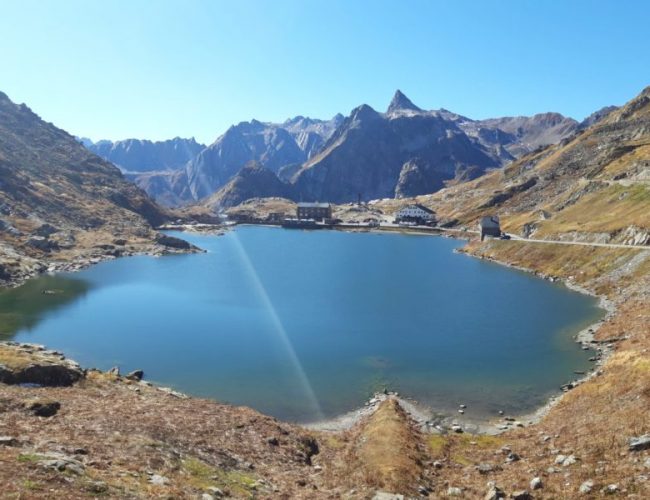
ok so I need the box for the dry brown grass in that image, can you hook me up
[535,184,650,236]
[226,197,296,218]
[0,345,37,370]
[464,239,637,289]
[341,398,426,494]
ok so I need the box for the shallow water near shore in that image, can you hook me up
[1,226,604,422]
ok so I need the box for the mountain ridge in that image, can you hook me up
[79,90,590,208]
[85,136,205,173]
[200,91,581,207]
[0,91,191,286]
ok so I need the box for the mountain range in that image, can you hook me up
[83,137,205,173]
[206,91,589,208]
[83,90,592,208]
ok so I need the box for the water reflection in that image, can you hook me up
[0,275,89,338]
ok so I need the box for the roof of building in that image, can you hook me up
[297,202,331,208]
[398,204,435,214]
[479,215,500,228]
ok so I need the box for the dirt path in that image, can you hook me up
[506,233,650,250]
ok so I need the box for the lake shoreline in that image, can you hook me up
[296,231,616,435]
[0,242,201,290]
[1,225,613,438]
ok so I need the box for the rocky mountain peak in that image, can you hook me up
[204,160,292,209]
[351,104,381,122]
[526,112,572,127]
[386,90,422,114]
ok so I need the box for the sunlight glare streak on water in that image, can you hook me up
[228,230,324,420]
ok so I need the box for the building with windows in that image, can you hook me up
[296,202,332,220]
[394,204,435,225]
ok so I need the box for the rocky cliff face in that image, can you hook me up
[85,137,205,173]
[386,89,422,114]
[394,158,454,198]
[0,91,180,286]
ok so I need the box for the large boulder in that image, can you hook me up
[0,363,83,386]
[629,434,650,452]
[0,343,84,386]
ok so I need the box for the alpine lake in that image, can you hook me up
[0,226,604,423]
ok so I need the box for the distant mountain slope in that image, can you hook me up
[181,114,343,201]
[456,112,579,158]
[405,86,650,245]
[124,170,188,208]
[85,137,205,173]
[0,91,176,285]
[208,90,580,206]
[204,161,293,210]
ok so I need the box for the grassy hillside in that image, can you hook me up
[375,87,650,246]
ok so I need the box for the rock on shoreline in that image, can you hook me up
[0,343,84,386]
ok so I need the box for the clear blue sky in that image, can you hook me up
[1,0,648,144]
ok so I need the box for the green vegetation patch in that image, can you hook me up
[182,457,258,497]
[17,453,44,463]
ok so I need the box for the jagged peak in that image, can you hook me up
[386,90,422,114]
[283,115,308,125]
[351,103,381,122]
[530,111,574,122]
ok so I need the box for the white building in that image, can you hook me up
[395,204,435,223]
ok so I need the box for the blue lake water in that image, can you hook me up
[0,226,604,422]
